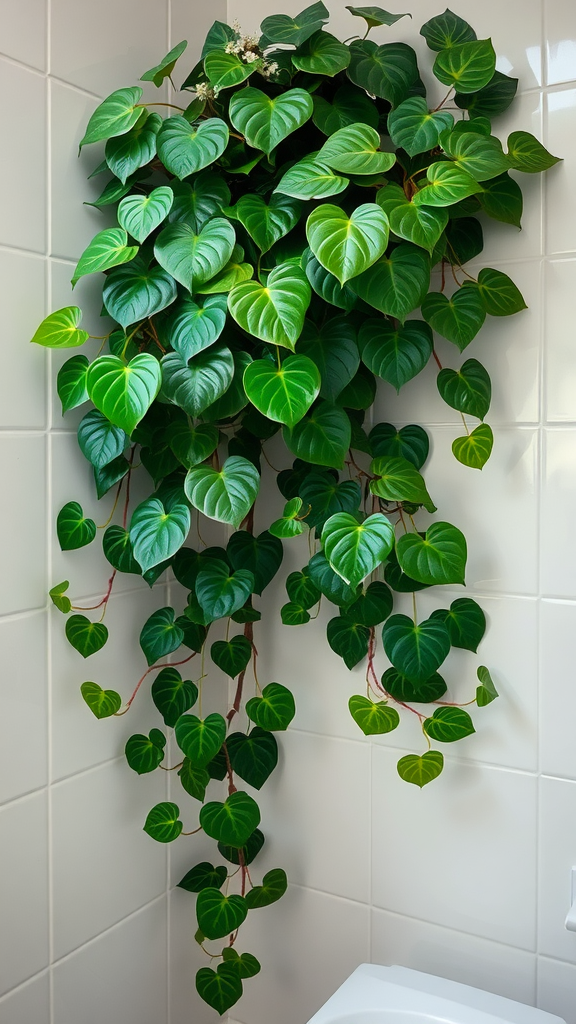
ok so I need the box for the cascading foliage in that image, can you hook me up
[35,4,559,1014]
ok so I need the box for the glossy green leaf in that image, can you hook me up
[370,422,429,469]
[125,729,166,774]
[352,243,430,321]
[244,355,320,428]
[202,340,248,418]
[195,248,254,294]
[57,501,96,550]
[57,355,89,413]
[432,597,486,652]
[298,317,359,401]
[196,562,255,621]
[318,124,396,176]
[421,284,486,351]
[437,358,491,419]
[229,87,313,155]
[117,186,173,243]
[201,20,237,57]
[281,601,310,624]
[157,116,229,179]
[80,681,121,719]
[129,496,190,572]
[384,545,431,593]
[308,550,358,606]
[196,887,248,940]
[413,162,484,208]
[455,70,517,118]
[161,345,234,417]
[302,248,358,311]
[322,511,394,588]
[102,525,140,574]
[31,306,89,349]
[141,39,187,86]
[87,354,161,434]
[71,227,138,286]
[382,613,451,683]
[347,6,410,28]
[420,9,476,50]
[506,131,561,173]
[452,423,494,469]
[143,801,182,843]
[285,569,321,609]
[327,616,370,668]
[349,695,400,735]
[478,172,523,228]
[80,86,143,148]
[205,50,258,90]
[169,173,231,232]
[154,217,235,292]
[293,30,350,76]
[396,521,467,585]
[382,666,447,702]
[370,455,435,511]
[346,580,393,627]
[229,193,301,254]
[376,183,448,254]
[200,791,261,847]
[77,409,127,469]
[269,497,306,539]
[105,111,161,183]
[284,402,351,469]
[211,636,252,677]
[477,267,527,317]
[175,713,226,766]
[185,455,260,529]
[103,258,177,329]
[442,130,509,182]
[300,474,361,531]
[65,615,108,658]
[397,750,444,787]
[196,965,242,1015]
[312,85,379,136]
[476,665,499,706]
[139,606,183,666]
[388,96,453,157]
[246,682,296,732]
[347,39,419,106]
[360,318,432,391]
[306,202,389,286]
[244,868,288,909]
[433,39,496,93]
[169,422,219,472]
[227,530,284,596]
[227,728,278,790]
[228,261,310,351]
[275,156,349,201]
[178,862,227,892]
[49,580,71,614]
[260,3,329,45]
[163,294,227,361]
[178,760,210,801]
[424,706,475,742]
[152,667,198,728]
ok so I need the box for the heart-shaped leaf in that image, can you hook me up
[228,261,311,351]
[80,681,121,718]
[243,355,320,428]
[346,580,393,627]
[302,248,358,311]
[169,172,231,232]
[396,521,467,586]
[244,868,288,909]
[102,525,140,574]
[269,497,306,539]
[102,258,177,329]
[281,601,310,625]
[57,501,96,550]
[196,887,248,940]
[349,695,400,735]
[87,353,161,434]
[227,530,284,596]
[437,358,491,419]
[185,455,260,529]
[382,667,447,703]
[360,318,432,391]
[455,70,517,118]
[442,131,509,182]
[57,355,89,413]
[397,750,444,787]
[286,569,321,609]
[125,729,166,774]
[506,130,560,173]
[476,665,499,706]
[196,964,243,1015]
[306,202,389,285]
[413,162,484,208]
[478,172,523,228]
[298,317,359,401]
[383,613,451,683]
[151,667,198,728]
[347,6,410,29]
[424,706,475,742]
[420,9,476,50]
[452,423,494,469]
[80,86,143,147]
[370,455,435,511]
[313,83,379,136]
[141,39,187,86]
[347,39,419,106]
[161,345,234,418]
[196,562,255,621]
[246,683,296,731]
[353,243,430,321]
[422,284,486,351]
[178,862,227,892]
[327,616,370,668]
[228,193,301,253]
[31,306,89,349]
[229,87,313,154]
[322,511,394,588]
[117,186,174,243]
[477,267,527,317]
[261,3,329,45]
[157,116,229,179]
[200,791,261,847]
[211,636,252,677]
[105,111,162,183]
[318,123,396,175]
[143,801,182,842]
[300,474,361,531]
[431,597,486,652]
[139,606,184,666]
[293,30,351,76]
[218,827,265,867]
[178,759,210,801]
[163,292,227,361]
[376,183,448,254]
[370,423,429,469]
[284,402,351,468]
[388,96,453,157]
[65,615,108,658]
[433,39,496,93]
[129,496,190,572]
[50,581,71,614]
[72,227,138,286]
[175,713,226,766]
[154,217,235,291]
[169,422,219,470]
[275,156,349,201]
[77,410,127,469]
[227,728,279,789]
[205,50,258,90]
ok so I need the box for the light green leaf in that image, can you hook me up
[321,511,394,588]
[397,750,444,787]
[79,86,143,148]
[87,353,161,434]
[376,183,448,254]
[175,713,226,766]
[71,227,138,286]
[347,6,410,29]
[283,401,351,469]
[413,162,484,208]
[420,9,476,50]
[318,123,396,176]
[57,501,96,550]
[260,3,329,46]
[452,423,493,469]
[81,681,121,719]
[349,695,400,735]
[49,580,71,614]
[102,258,177,329]
[129,496,190,572]
[228,261,310,351]
[370,454,436,512]
[437,358,491,419]
[352,243,430,321]
[275,155,349,200]
[396,521,467,585]
[477,267,527,317]
[298,317,359,401]
[243,355,320,428]
[383,613,451,682]
[204,50,257,90]
[293,30,350,76]
[421,284,486,351]
[228,193,301,253]
[476,665,499,706]
[161,345,234,417]
[65,614,108,658]
[200,791,261,846]
[442,130,509,181]
[117,186,173,243]
[388,96,453,157]
[154,217,235,292]
[306,202,389,285]
[347,39,419,106]
[195,246,254,295]
[157,116,229,179]
[143,801,182,843]
[184,455,260,529]
[31,306,89,349]
[229,87,313,155]
[506,131,561,173]
[246,682,296,731]
[359,318,432,391]
[424,706,475,742]
[433,39,496,93]
[312,85,379,136]
[141,40,188,86]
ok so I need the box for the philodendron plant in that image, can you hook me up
[34,3,559,1014]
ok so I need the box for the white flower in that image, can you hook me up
[243,50,259,63]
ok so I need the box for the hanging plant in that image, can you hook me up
[36,4,559,1014]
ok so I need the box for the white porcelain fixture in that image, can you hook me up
[305,964,566,1024]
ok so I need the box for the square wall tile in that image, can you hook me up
[544,259,576,422]
[0,250,46,428]
[540,600,576,779]
[0,973,50,1024]
[371,909,537,1004]
[538,956,576,1023]
[53,899,167,1024]
[372,749,537,950]
[0,792,49,996]
[0,434,47,616]
[169,890,220,1024]
[0,0,46,71]
[50,0,168,96]
[545,0,576,86]
[229,884,370,1024]
[541,428,576,598]
[51,758,166,958]
[169,0,226,69]
[538,775,576,962]
[0,60,46,254]
[0,611,47,805]
[545,89,576,255]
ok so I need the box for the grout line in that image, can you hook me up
[370,902,539,957]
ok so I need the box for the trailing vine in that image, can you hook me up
[36,4,559,1014]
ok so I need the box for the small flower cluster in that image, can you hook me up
[226,21,280,78]
[194,80,220,100]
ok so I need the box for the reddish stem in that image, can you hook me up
[116,651,197,715]
[227,621,255,724]
[72,570,117,611]
[368,628,426,722]
[432,349,443,370]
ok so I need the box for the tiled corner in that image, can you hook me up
[0,972,50,1024]
[0,611,48,805]
[0,0,46,71]
[537,955,576,1023]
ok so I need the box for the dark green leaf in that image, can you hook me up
[175,713,227,766]
[477,267,527,317]
[125,729,166,774]
[57,354,89,414]
[244,868,287,909]
[196,965,242,1015]
[80,681,121,719]
[360,318,432,390]
[143,801,182,842]
[382,666,447,702]
[433,39,496,93]
[476,665,499,706]
[422,284,486,351]
[345,580,393,627]
[347,39,419,106]
[260,3,329,46]
[152,667,198,728]
[218,827,265,866]
[211,636,252,677]
[455,70,518,118]
[200,792,261,847]
[178,759,210,801]
[94,456,130,500]
[57,501,96,550]
[65,614,108,658]
[370,423,429,469]
[227,728,279,789]
[284,402,351,469]
[196,887,248,940]
[178,862,227,892]
[327,616,370,668]
[308,550,358,605]
[431,597,486,652]
[227,530,283,596]
[437,358,491,419]
[423,706,475,742]
[353,243,430,321]
[382,613,451,682]
[102,525,141,574]
[396,521,467,585]
[420,9,476,50]
[478,172,523,228]
[298,317,359,401]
